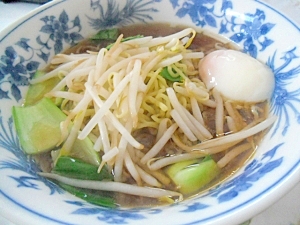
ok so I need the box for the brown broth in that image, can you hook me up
[65,23,237,55]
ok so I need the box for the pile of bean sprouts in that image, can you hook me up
[36,28,276,202]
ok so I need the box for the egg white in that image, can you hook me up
[198,49,275,102]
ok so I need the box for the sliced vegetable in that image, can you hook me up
[106,35,144,50]
[121,34,144,42]
[90,28,144,49]
[68,137,101,166]
[53,156,112,181]
[25,70,61,106]
[165,156,220,195]
[13,98,101,166]
[59,183,117,208]
[52,156,116,207]
[160,66,183,82]
[13,98,67,154]
[90,28,119,41]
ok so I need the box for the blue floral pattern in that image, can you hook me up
[269,47,300,136]
[63,200,163,224]
[171,0,275,57]
[0,0,299,224]
[170,0,232,27]
[0,10,83,102]
[0,46,36,101]
[37,10,83,58]
[225,9,275,57]
[88,0,160,30]
[210,144,283,203]
[67,202,146,224]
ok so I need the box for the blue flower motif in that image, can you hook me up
[171,0,233,27]
[96,209,146,224]
[1,47,27,83]
[65,200,86,207]
[65,198,164,223]
[269,47,300,136]
[88,0,159,30]
[171,1,275,58]
[210,144,283,203]
[9,175,40,190]
[68,206,146,224]
[180,202,209,212]
[0,46,32,101]
[0,10,84,102]
[38,10,83,57]
[229,9,275,57]
[172,0,228,27]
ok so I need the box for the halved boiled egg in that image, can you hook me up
[198,49,275,102]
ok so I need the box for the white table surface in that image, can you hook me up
[0,1,299,225]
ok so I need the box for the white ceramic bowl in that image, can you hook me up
[0,0,299,224]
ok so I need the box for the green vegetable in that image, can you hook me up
[90,28,119,41]
[90,28,144,49]
[160,66,183,82]
[120,35,144,42]
[165,156,220,195]
[13,98,67,154]
[25,70,61,106]
[53,156,113,181]
[106,35,144,50]
[67,136,101,166]
[13,98,101,166]
[59,183,117,208]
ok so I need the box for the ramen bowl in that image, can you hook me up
[0,0,300,224]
